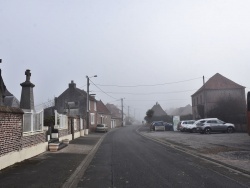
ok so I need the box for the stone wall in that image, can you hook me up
[0,106,23,156]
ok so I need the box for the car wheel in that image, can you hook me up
[204,128,211,134]
[227,127,234,133]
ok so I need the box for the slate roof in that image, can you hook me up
[151,102,167,116]
[57,81,95,101]
[4,96,20,108]
[192,73,245,96]
[97,100,111,114]
[2,86,20,108]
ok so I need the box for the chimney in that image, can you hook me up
[69,80,76,89]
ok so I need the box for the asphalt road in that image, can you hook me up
[77,125,250,188]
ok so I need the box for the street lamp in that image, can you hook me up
[86,75,97,135]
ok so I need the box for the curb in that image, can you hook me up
[62,128,118,188]
[136,126,250,177]
[61,133,108,188]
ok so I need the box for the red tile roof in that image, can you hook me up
[97,100,111,114]
[192,73,245,96]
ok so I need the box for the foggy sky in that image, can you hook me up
[1,0,250,120]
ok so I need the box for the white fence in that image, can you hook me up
[54,110,68,129]
[23,110,44,133]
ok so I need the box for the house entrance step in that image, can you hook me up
[48,142,68,152]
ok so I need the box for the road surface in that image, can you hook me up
[77,125,250,188]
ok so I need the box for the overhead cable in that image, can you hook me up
[89,79,118,100]
[95,77,202,87]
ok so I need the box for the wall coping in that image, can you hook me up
[0,106,24,114]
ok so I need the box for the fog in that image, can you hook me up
[1,0,250,120]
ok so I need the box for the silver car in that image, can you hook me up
[196,118,235,134]
[153,121,165,131]
[96,124,108,132]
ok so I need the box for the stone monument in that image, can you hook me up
[20,69,35,110]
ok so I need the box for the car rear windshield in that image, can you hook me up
[97,124,104,127]
[155,122,163,126]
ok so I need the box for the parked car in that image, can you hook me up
[154,121,165,131]
[164,122,173,131]
[185,122,198,133]
[177,120,195,132]
[95,124,108,132]
[151,121,165,131]
[186,118,205,133]
[196,118,235,134]
[150,121,162,131]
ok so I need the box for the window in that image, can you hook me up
[55,110,68,129]
[23,110,44,133]
[90,113,95,125]
[80,118,83,129]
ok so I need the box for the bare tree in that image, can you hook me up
[207,97,246,124]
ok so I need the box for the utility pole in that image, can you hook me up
[86,75,97,135]
[121,98,124,126]
[134,109,136,121]
[128,106,130,125]
[86,76,90,135]
[203,75,207,118]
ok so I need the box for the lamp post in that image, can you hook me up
[85,75,97,135]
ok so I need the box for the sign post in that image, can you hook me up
[173,116,180,131]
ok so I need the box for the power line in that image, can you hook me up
[125,99,190,102]
[91,89,196,95]
[95,77,202,88]
[89,79,118,100]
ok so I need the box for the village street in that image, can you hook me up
[0,124,250,187]
[77,125,250,188]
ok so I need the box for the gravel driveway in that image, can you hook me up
[139,125,250,173]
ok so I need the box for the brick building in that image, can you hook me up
[106,103,123,128]
[96,100,111,128]
[192,73,246,121]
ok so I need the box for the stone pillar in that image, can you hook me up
[20,69,35,110]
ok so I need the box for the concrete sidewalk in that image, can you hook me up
[0,133,106,188]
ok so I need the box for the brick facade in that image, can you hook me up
[0,106,23,156]
[58,129,69,138]
[21,133,46,148]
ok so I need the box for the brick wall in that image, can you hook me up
[21,133,46,148]
[0,106,23,156]
[59,129,69,137]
